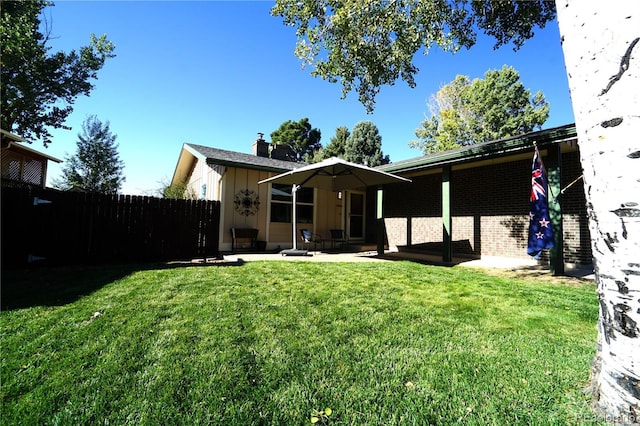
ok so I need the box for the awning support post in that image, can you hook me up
[442,165,452,262]
[377,186,385,255]
[292,184,299,250]
[547,145,565,275]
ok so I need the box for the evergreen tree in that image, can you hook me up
[344,121,390,167]
[54,116,125,194]
[270,118,322,162]
[322,126,350,159]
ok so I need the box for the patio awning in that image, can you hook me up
[258,157,411,190]
[258,157,411,254]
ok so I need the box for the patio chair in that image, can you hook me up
[300,229,324,251]
[329,229,347,249]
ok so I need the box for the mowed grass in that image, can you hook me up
[1,261,603,425]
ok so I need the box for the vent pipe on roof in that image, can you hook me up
[252,132,268,157]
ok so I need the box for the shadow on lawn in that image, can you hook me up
[0,259,245,311]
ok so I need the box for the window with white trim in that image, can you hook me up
[270,184,314,223]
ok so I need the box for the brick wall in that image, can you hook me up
[558,151,592,265]
[382,150,592,266]
[384,173,442,247]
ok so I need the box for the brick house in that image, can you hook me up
[377,123,591,269]
[172,124,592,270]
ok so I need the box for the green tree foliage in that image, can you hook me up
[0,1,115,146]
[344,121,390,166]
[270,117,322,162]
[322,126,350,159]
[412,75,474,153]
[53,116,125,194]
[161,181,197,200]
[271,0,555,112]
[411,66,549,153]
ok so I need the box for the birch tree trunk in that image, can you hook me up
[556,1,640,423]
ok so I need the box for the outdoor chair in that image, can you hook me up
[300,229,324,251]
[329,229,347,249]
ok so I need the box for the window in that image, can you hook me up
[270,184,314,223]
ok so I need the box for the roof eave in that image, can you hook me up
[381,124,577,174]
[170,144,199,185]
[1,129,25,143]
[205,158,295,174]
[3,141,63,163]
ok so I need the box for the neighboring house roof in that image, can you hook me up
[379,123,577,174]
[1,129,24,143]
[171,142,303,185]
[1,129,62,164]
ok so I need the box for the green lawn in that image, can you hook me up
[1,261,604,425]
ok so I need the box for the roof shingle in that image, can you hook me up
[184,143,302,173]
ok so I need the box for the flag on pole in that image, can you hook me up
[527,145,554,258]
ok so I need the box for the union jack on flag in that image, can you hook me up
[527,146,554,258]
[531,168,545,201]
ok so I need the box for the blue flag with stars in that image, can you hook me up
[528,146,555,258]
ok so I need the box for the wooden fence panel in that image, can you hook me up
[1,182,221,268]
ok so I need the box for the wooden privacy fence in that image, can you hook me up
[1,183,221,268]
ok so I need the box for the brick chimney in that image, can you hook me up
[252,132,268,157]
[270,144,294,161]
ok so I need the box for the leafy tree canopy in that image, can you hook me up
[53,115,125,194]
[411,65,549,153]
[271,0,555,113]
[162,180,197,200]
[270,117,322,162]
[344,121,390,166]
[1,0,115,146]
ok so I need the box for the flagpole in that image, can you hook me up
[292,184,299,250]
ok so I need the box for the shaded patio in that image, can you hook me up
[258,157,411,256]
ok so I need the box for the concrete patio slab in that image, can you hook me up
[210,250,594,280]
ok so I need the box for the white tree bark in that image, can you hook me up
[556,1,640,423]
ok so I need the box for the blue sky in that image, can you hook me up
[41,1,574,195]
